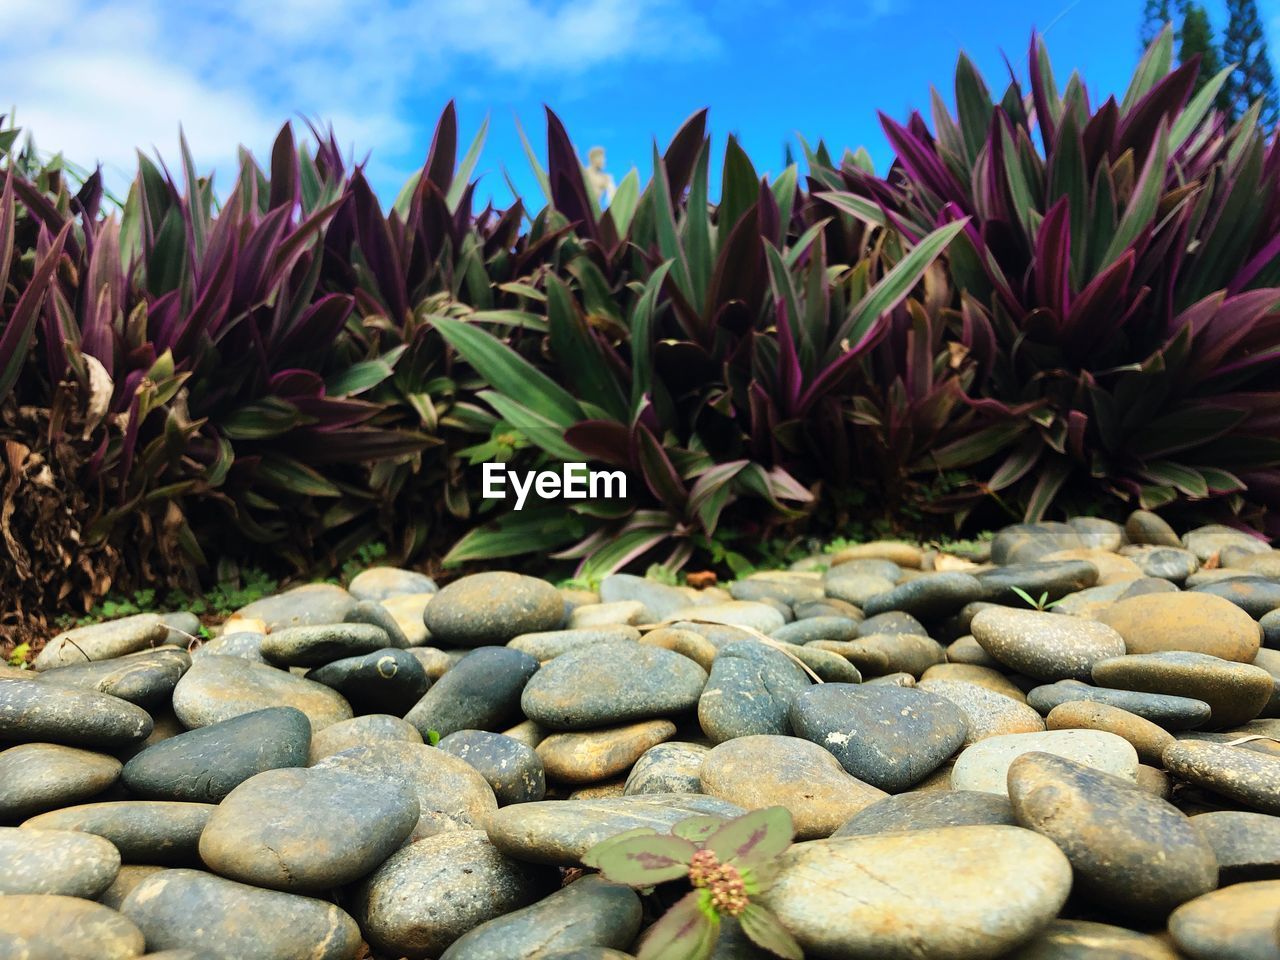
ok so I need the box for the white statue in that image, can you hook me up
[583,146,616,206]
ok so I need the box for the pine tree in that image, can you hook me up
[1222,0,1280,127]
[1140,0,1173,49]
[1178,3,1225,101]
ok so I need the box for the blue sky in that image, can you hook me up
[0,0,1274,208]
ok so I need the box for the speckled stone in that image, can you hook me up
[521,644,706,731]
[96,864,165,910]
[1028,680,1212,730]
[846,632,946,677]
[1045,700,1175,764]
[699,735,886,839]
[1192,811,1280,884]
[0,826,120,897]
[971,607,1125,682]
[198,767,419,891]
[307,713,423,764]
[258,623,389,668]
[118,868,361,959]
[509,627,640,660]
[537,720,675,785]
[171,655,351,733]
[434,730,545,805]
[832,790,1015,837]
[789,683,968,792]
[1097,592,1262,662]
[22,801,214,865]
[697,640,809,743]
[1006,919,1182,959]
[731,575,824,606]
[951,729,1139,795]
[944,634,1002,668]
[424,572,564,646]
[1169,880,1280,960]
[348,566,438,601]
[0,895,145,960]
[404,646,539,740]
[1093,651,1274,728]
[858,611,928,636]
[921,662,1027,699]
[33,614,169,670]
[759,826,1072,960]
[0,681,153,747]
[1008,752,1217,918]
[623,741,708,795]
[352,830,558,960]
[1192,577,1280,620]
[917,679,1045,744]
[36,648,189,706]
[0,743,121,818]
[304,647,430,714]
[1163,740,1280,814]
[1126,546,1200,583]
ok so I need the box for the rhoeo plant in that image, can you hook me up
[582,806,802,960]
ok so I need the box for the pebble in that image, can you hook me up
[1183,524,1271,562]
[347,566,437,601]
[1168,880,1280,960]
[730,576,823,606]
[36,648,190,706]
[832,789,1015,837]
[824,572,897,606]
[860,571,984,620]
[830,541,923,567]
[1028,680,1213,730]
[636,627,717,671]
[259,623,390,667]
[122,706,310,802]
[22,801,213,865]
[404,646,538,739]
[991,523,1083,564]
[1119,575,1182,599]
[1093,651,1274,727]
[424,571,564,646]
[1127,546,1200,582]
[1126,509,1181,546]
[1239,550,1280,578]
[771,615,861,644]
[920,662,1026,699]
[1008,752,1217,918]
[788,643,862,682]
[976,560,1100,605]
[520,644,706,730]
[33,613,168,670]
[382,596,435,648]
[233,582,356,631]
[439,875,642,960]
[192,630,266,662]
[405,645,463,678]
[171,655,351,732]
[0,895,145,960]
[0,743,122,818]
[699,734,886,838]
[1097,592,1262,661]
[849,632,946,676]
[1045,700,1175,764]
[438,729,546,804]
[668,599,786,634]
[759,826,1072,959]
[1164,740,1280,814]
[917,679,1045,743]
[858,610,928,636]
[1192,577,1280,619]
[622,741,708,795]
[697,640,809,742]
[0,681,153,747]
[794,597,866,620]
[352,830,557,959]
[118,867,361,959]
[1067,517,1125,550]
[96,863,164,910]
[484,795,743,865]
[1192,811,1280,884]
[944,634,1002,667]
[1006,919,1182,959]
[1264,609,1280,648]
[537,720,675,784]
[198,767,419,891]
[315,740,498,840]
[307,713,423,763]
[344,598,411,648]
[971,607,1125,682]
[567,600,646,628]
[509,627,639,660]
[951,729,1139,795]
[0,826,120,897]
[789,683,968,791]
[304,647,430,714]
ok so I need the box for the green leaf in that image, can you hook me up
[685,143,712,309]
[447,113,489,211]
[630,262,673,411]
[578,524,674,581]
[547,275,628,420]
[582,828,662,869]
[220,398,307,439]
[770,164,798,244]
[650,142,694,303]
[325,353,402,396]
[609,168,641,235]
[1121,24,1174,114]
[468,309,548,333]
[673,816,727,843]
[738,904,804,960]
[480,392,584,461]
[706,807,793,869]
[255,456,342,497]
[514,112,552,205]
[816,191,890,230]
[442,506,580,566]
[1099,122,1168,269]
[955,53,994,164]
[1171,64,1234,152]
[590,834,698,886]
[637,891,719,960]
[719,135,758,249]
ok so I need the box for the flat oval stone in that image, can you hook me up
[857,610,928,636]
[731,576,824,606]
[23,801,214,865]
[118,867,360,959]
[36,648,190,706]
[509,627,640,660]
[425,572,564,646]
[0,682,153,747]
[1098,592,1261,661]
[830,541,924,568]
[637,628,717,671]
[171,655,351,732]
[860,572,984,620]
[1184,524,1271,562]
[314,741,498,840]
[697,640,809,743]
[0,826,120,897]
[1164,740,1280,814]
[1169,880,1280,960]
[977,560,1100,605]
[771,616,861,645]
[1192,577,1280,620]
[668,600,787,634]
[537,720,675,785]
[404,646,539,740]
[1264,609,1280,648]
[1068,517,1125,549]
[232,583,356,632]
[971,607,1125,682]
[0,743,121,818]
[521,644,706,731]
[259,623,389,668]
[1127,546,1200,583]
[485,795,744,866]
[1193,811,1280,884]
[348,566,438,601]
[788,643,862,683]
[623,741,708,795]
[921,662,1027,700]
[598,573,691,622]
[952,730,1138,795]
[1126,510,1181,547]
[122,706,310,802]
[832,790,1015,837]
[759,826,1072,959]
[825,573,898,607]
[1046,700,1175,764]
[1093,651,1274,728]
[33,614,169,670]
[1008,752,1217,918]
[437,729,545,804]
[847,632,946,676]
[917,679,1045,744]
[827,557,903,582]
[789,683,968,792]
[352,829,557,960]
[192,630,266,662]
[440,875,641,960]
[304,647,429,714]
[198,767,419,891]
[1028,680,1212,730]
[308,713,423,764]
[566,601,646,628]
[1006,919,1182,959]
[0,895,145,960]
[945,634,1002,667]
[699,734,886,839]
[991,524,1083,564]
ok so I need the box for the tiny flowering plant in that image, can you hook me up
[582,806,802,960]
